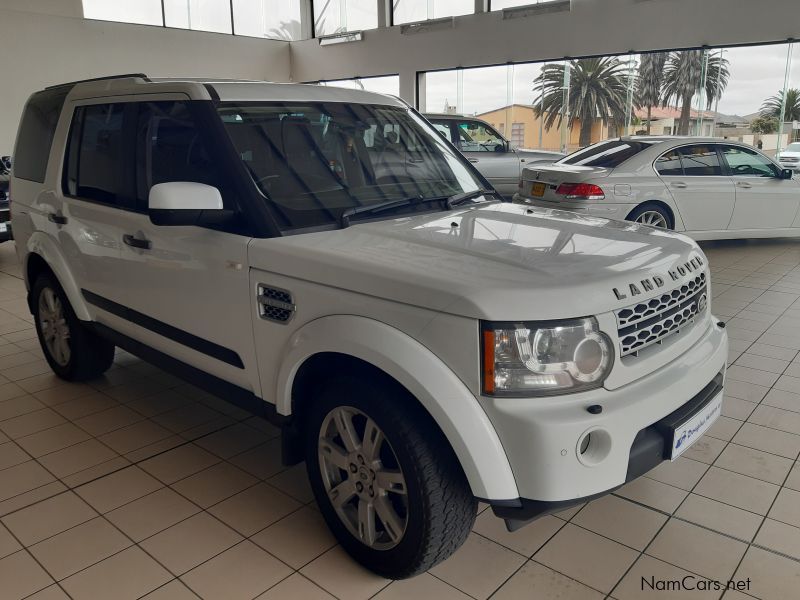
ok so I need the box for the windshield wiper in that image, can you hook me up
[446,188,502,209]
[341,197,429,227]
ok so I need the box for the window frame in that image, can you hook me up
[718,143,781,179]
[653,144,725,178]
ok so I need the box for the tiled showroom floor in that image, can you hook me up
[2,239,800,600]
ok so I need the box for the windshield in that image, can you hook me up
[785,143,800,152]
[559,140,661,168]
[218,102,484,230]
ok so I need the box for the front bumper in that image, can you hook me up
[480,316,727,514]
[491,371,724,530]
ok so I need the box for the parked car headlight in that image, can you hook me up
[481,318,613,396]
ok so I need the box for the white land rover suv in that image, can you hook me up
[10,75,727,578]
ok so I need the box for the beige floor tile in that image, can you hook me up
[785,461,800,491]
[251,506,337,569]
[99,419,173,454]
[616,477,688,514]
[25,585,71,599]
[735,546,800,600]
[774,374,800,394]
[301,546,390,600]
[61,546,172,600]
[572,495,667,551]
[3,360,53,382]
[746,342,798,361]
[228,438,285,480]
[16,422,90,458]
[0,394,45,422]
[725,379,770,403]
[193,422,269,459]
[694,466,780,514]
[139,443,220,485]
[682,435,727,464]
[646,457,708,491]
[208,482,300,536]
[754,518,800,560]
[553,503,585,521]
[748,404,800,435]
[255,573,334,600]
[0,481,67,518]
[125,389,193,419]
[0,522,21,559]
[140,580,200,599]
[706,415,743,441]
[734,353,789,374]
[492,560,603,600]
[533,524,637,594]
[0,408,66,439]
[1,491,96,546]
[106,488,200,542]
[0,441,29,470]
[124,435,186,463]
[51,392,118,421]
[0,550,55,599]
[61,456,132,488]
[181,540,292,599]
[38,439,119,479]
[151,403,222,434]
[647,519,747,581]
[32,383,96,408]
[761,388,800,413]
[675,494,763,541]
[265,464,315,504]
[613,554,721,600]
[722,396,757,421]
[376,572,472,599]
[714,443,793,485]
[29,517,131,580]
[473,510,563,557]
[75,466,163,513]
[0,381,27,403]
[140,511,243,575]
[732,422,800,459]
[768,487,800,528]
[170,462,257,508]
[74,405,144,437]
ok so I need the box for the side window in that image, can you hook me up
[655,149,684,176]
[457,121,504,152]
[64,103,131,207]
[721,145,779,178]
[14,87,70,183]
[135,102,230,209]
[678,145,722,176]
[430,121,452,142]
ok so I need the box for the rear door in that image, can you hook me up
[656,144,735,231]
[719,144,800,231]
[454,119,519,196]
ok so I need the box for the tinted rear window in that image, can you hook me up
[560,140,658,168]
[14,88,70,182]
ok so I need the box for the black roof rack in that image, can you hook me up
[45,73,150,90]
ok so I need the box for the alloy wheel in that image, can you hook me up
[635,210,669,229]
[318,406,409,550]
[38,287,71,367]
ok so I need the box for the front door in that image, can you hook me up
[719,144,800,231]
[657,144,735,231]
[455,120,519,196]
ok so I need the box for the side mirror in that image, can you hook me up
[780,169,794,180]
[148,182,233,226]
[494,143,507,153]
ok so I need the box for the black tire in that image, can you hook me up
[304,374,477,579]
[32,273,115,381]
[627,203,673,229]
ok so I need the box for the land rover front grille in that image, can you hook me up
[615,273,707,357]
[257,285,296,324]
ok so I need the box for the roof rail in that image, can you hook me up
[45,73,150,90]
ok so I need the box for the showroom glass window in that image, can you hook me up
[393,0,473,25]
[456,121,505,152]
[314,0,378,36]
[82,0,164,26]
[233,0,302,40]
[64,104,132,208]
[678,145,723,176]
[163,0,232,33]
[490,0,561,10]
[720,145,780,178]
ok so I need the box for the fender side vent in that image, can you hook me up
[257,285,296,324]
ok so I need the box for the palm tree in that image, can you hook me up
[533,57,629,148]
[761,89,800,140]
[636,52,667,135]
[661,50,730,135]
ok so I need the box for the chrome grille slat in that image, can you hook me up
[615,273,708,358]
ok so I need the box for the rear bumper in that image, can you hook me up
[512,194,633,221]
[491,371,724,530]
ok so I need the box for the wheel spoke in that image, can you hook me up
[361,418,384,462]
[373,495,405,542]
[357,500,377,546]
[333,409,361,453]
[328,480,356,509]
[375,469,406,495]
[319,438,350,471]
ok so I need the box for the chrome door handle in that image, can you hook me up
[736,181,752,188]
[47,213,68,225]
[123,234,152,250]
[670,182,688,189]
[468,158,479,163]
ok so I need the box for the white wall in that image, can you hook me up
[0,1,291,154]
[290,0,800,108]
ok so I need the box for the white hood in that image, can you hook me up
[249,203,706,321]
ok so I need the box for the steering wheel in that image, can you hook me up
[732,164,752,175]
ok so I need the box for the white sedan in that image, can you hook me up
[514,137,800,240]
[777,142,800,172]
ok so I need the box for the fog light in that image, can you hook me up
[576,429,612,466]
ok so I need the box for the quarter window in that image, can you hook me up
[678,145,722,176]
[655,149,684,176]
[14,88,70,183]
[721,145,779,178]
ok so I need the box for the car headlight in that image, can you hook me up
[481,318,613,396]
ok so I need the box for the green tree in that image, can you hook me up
[636,52,667,135]
[761,88,800,140]
[533,57,629,148]
[661,50,730,135]
[750,116,779,135]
